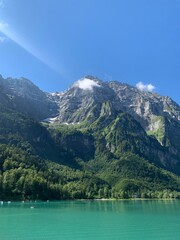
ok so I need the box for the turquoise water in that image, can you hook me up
[0,200,180,240]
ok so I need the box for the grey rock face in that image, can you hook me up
[1,74,180,150]
[52,76,180,129]
[1,74,180,174]
[107,81,180,130]
[50,76,180,154]
[51,77,115,124]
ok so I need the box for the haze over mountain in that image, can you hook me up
[0,75,180,200]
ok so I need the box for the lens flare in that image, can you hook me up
[0,21,63,76]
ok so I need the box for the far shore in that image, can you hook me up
[1,198,179,203]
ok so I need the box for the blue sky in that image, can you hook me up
[0,0,180,104]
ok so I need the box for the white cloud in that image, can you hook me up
[136,82,155,92]
[75,78,101,91]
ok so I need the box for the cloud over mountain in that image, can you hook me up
[136,82,155,92]
[75,78,101,91]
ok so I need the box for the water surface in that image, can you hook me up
[0,200,180,240]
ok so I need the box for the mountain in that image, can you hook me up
[52,76,180,141]
[0,75,58,120]
[50,76,180,172]
[0,75,180,200]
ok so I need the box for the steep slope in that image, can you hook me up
[0,99,109,200]
[51,76,114,124]
[89,112,180,174]
[52,76,180,128]
[0,75,58,120]
[1,74,180,200]
[50,76,180,169]
[108,81,180,151]
[49,115,180,198]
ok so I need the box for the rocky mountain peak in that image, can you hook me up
[50,76,180,150]
[55,77,179,122]
[71,76,102,91]
[1,74,180,149]
[1,73,180,188]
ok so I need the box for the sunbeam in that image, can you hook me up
[0,21,64,76]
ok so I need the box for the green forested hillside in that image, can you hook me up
[1,100,180,200]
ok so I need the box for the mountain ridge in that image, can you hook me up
[0,74,180,200]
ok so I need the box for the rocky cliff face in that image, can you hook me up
[2,74,179,130]
[49,76,180,149]
[1,74,180,199]
[1,74,180,172]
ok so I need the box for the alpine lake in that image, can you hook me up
[0,200,180,240]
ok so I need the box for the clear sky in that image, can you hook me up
[0,0,180,104]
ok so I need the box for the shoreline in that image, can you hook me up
[1,198,179,204]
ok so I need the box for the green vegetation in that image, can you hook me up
[147,116,166,144]
[1,100,180,200]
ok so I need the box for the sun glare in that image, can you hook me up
[0,21,63,76]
